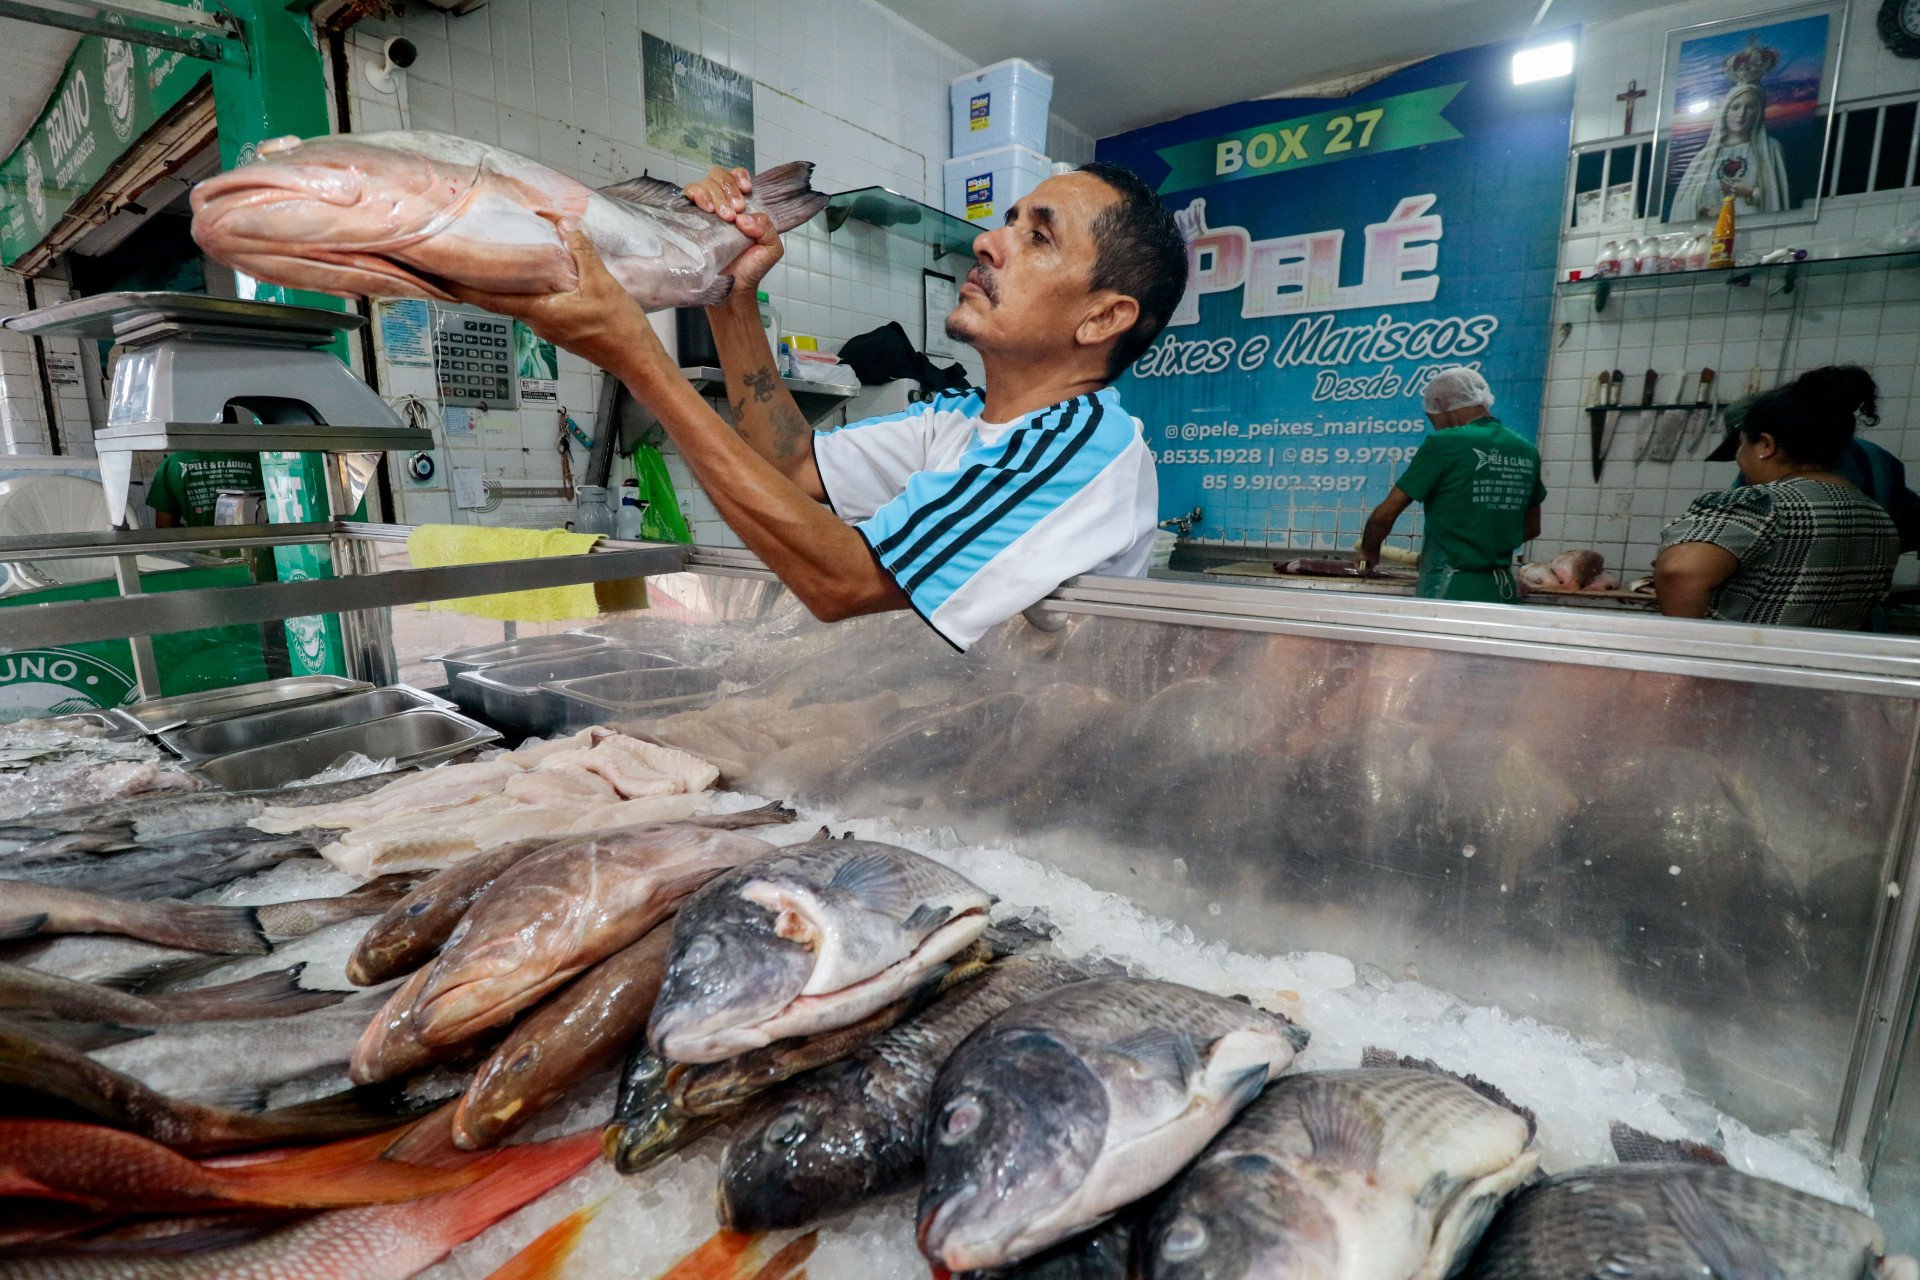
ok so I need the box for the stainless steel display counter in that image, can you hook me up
[3,533,1917,1238]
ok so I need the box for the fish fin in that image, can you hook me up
[145,965,346,1021]
[1659,1177,1785,1280]
[484,1199,605,1280]
[655,1228,764,1280]
[1610,1121,1728,1166]
[122,952,240,995]
[982,914,1056,956]
[1296,1078,1385,1173]
[747,1230,818,1280]
[422,1133,605,1254]
[220,1136,487,1209]
[1281,1016,1311,1054]
[10,1017,150,1051]
[599,174,693,208]
[142,903,270,955]
[689,801,796,831]
[1367,1049,1536,1142]
[0,913,48,941]
[687,275,735,307]
[811,825,833,841]
[188,1083,274,1112]
[901,902,954,934]
[1107,1027,1202,1085]
[749,160,832,234]
[825,849,922,920]
[1417,1150,1541,1280]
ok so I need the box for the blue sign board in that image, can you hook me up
[1096,34,1575,548]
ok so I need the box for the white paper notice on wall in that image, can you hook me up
[443,407,476,436]
[45,355,79,386]
[377,299,433,367]
[451,467,489,509]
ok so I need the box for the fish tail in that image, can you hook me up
[0,912,48,940]
[257,889,400,940]
[686,275,735,307]
[123,901,270,955]
[689,802,796,831]
[206,1131,487,1208]
[746,1231,817,1280]
[413,1131,601,1253]
[656,1228,764,1280]
[749,161,831,234]
[482,1200,604,1280]
[145,965,346,1021]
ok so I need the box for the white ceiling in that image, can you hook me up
[878,0,1685,137]
[0,19,82,160]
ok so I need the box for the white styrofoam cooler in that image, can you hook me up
[944,145,1052,225]
[950,58,1052,158]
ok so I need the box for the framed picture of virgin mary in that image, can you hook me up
[1653,3,1847,227]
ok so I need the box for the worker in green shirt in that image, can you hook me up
[1355,368,1545,602]
[146,451,264,528]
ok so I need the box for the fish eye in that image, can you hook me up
[683,935,719,965]
[940,1097,982,1143]
[1160,1216,1209,1261]
[765,1112,807,1147]
[404,900,432,916]
[633,1057,664,1083]
[507,1046,538,1074]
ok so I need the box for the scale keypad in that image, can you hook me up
[433,310,519,409]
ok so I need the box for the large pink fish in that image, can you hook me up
[190,131,827,305]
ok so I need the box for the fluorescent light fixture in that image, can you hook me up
[1511,41,1574,84]
[1689,98,1713,114]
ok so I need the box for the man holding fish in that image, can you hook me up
[463,163,1184,650]
[190,132,1187,652]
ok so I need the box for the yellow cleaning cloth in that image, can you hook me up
[407,524,604,624]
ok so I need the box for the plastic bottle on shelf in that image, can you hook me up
[1708,196,1737,269]
[614,478,647,540]
[574,484,614,536]
[1594,240,1623,277]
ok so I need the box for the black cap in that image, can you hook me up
[1703,392,1760,463]
[1705,428,1740,462]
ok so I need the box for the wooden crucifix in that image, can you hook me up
[1617,79,1647,134]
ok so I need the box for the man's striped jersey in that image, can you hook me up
[812,384,1158,650]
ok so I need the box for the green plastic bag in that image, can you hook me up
[633,433,691,544]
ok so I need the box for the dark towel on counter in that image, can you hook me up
[837,321,969,393]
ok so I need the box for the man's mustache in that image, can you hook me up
[968,264,1000,304]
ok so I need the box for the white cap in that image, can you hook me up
[1422,367,1495,415]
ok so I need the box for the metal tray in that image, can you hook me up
[437,633,619,708]
[158,685,453,762]
[121,675,372,733]
[549,666,723,732]
[190,708,498,792]
[455,649,682,738]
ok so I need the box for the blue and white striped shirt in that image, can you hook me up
[813,385,1158,650]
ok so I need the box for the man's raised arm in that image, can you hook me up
[683,167,824,501]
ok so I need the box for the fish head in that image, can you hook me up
[719,1083,857,1233]
[647,905,812,1062]
[918,1030,1109,1272]
[1146,1153,1340,1280]
[190,131,577,300]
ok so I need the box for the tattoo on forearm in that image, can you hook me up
[727,396,749,437]
[771,401,811,461]
[744,368,778,404]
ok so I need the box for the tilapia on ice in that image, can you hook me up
[1144,1054,1540,1280]
[919,976,1310,1272]
[191,131,830,307]
[647,838,992,1062]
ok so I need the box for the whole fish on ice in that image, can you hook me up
[1466,1124,1918,1280]
[1144,1054,1539,1280]
[191,131,829,306]
[647,838,992,1062]
[919,976,1309,1272]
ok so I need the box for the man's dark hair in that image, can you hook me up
[1077,161,1189,380]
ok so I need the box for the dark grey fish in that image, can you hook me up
[604,1044,714,1176]
[21,773,393,839]
[0,961,341,1024]
[965,1216,1136,1280]
[720,951,1084,1233]
[919,977,1309,1273]
[0,881,267,954]
[0,829,319,900]
[1466,1154,1913,1280]
[1143,1057,1538,1280]
[648,839,990,1063]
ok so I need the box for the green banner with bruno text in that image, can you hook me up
[1154,82,1466,195]
[0,7,209,265]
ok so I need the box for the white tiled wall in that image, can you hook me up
[1535,0,1920,578]
[347,0,1090,543]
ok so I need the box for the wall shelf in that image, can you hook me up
[1559,246,1920,312]
[823,187,977,261]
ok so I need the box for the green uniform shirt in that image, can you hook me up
[146,452,264,527]
[1393,416,1546,602]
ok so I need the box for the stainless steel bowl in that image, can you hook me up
[190,708,498,791]
[548,666,723,732]
[121,675,373,733]
[436,633,618,701]
[158,685,453,762]
[454,649,680,738]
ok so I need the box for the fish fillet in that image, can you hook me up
[253,759,522,834]
[586,735,719,796]
[562,792,709,833]
[503,766,621,808]
[319,795,518,877]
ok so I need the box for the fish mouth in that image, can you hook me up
[918,1190,1010,1271]
[216,250,462,302]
